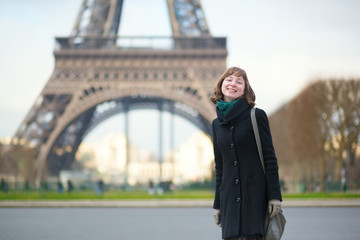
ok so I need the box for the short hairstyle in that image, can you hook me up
[210,66,256,107]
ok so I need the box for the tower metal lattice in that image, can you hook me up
[7,0,227,183]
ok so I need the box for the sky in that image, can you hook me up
[1,0,360,152]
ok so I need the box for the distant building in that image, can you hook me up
[170,131,213,184]
[76,131,213,185]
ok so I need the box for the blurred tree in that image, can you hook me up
[322,80,360,187]
[1,146,37,183]
[0,141,3,171]
[269,103,293,191]
[269,79,360,192]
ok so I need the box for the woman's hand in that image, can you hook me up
[213,209,221,227]
[268,199,282,218]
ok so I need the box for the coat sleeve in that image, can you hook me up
[255,109,282,201]
[212,120,223,209]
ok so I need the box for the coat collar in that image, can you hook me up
[216,98,251,126]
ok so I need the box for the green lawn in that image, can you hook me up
[283,192,360,199]
[0,189,214,200]
[1,190,360,200]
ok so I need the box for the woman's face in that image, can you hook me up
[221,74,245,102]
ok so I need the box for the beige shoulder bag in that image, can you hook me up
[250,107,286,240]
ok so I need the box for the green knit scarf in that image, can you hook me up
[216,99,239,115]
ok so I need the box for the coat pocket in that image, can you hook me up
[246,178,267,233]
[247,178,266,207]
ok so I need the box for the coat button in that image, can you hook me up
[230,143,234,149]
[235,179,239,184]
[233,161,238,166]
[230,126,234,130]
[235,197,241,203]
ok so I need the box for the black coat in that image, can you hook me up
[212,98,282,239]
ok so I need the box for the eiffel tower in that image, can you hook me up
[9,0,227,183]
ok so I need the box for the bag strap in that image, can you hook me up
[250,107,265,173]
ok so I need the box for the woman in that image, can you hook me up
[210,67,282,240]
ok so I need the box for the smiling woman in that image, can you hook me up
[210,67,255,107]
[221,75,245,102]
[210,66,282,240]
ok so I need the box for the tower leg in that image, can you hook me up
[124,103,130,186]
[170,103,175,181]
[158,103,163,184]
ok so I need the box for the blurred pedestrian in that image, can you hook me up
[57,181,64,194]
[0,178,8,193]
[96,179,104,195]
[210,67,282,240]
[148,179,155,195]
[67,180,74,193]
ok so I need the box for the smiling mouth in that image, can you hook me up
[227,88,237,92]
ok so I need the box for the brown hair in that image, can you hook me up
[210,66,256,107]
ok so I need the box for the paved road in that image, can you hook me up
[0,207,359,240]
[1,199,359,207]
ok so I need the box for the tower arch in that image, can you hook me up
[8,0,227,183]
[45,95,213,176]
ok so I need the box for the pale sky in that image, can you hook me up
[1,0,360,152]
